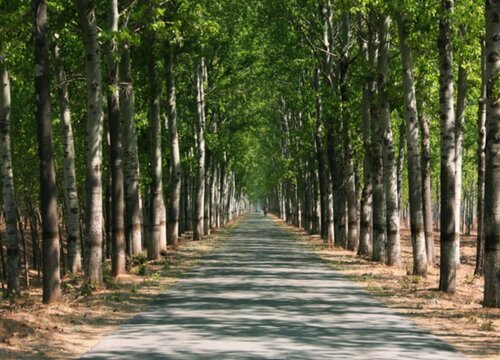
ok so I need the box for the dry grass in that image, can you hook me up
[0,216,244,360]
[273,217,500,360]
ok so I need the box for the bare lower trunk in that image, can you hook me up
[358,19,372,257]
[53,39,81,273]
[204,154,211,235]
[326,176,334,247]
[369,22,386,263]
[475,38,486,276]
[419,111,436,265]
[107,0,125,276]
[398,18,427,276]
[193,58,206,241]
[120,40,142,256]
[314,71,327,241]
[455,63,467,267]
[75,0,104,285]
[438,0,457,294]
[377,16,400,266]
[0,48,19,295]
[147,37,163,260]
[34,0,61,303]
[484,0,500,308]
[327,126,345,246]
[165,47,181,247]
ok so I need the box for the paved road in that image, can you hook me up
[82,214,466,360]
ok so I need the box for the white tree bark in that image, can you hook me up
[53,38,81,273]
[398,17,427,276]
[194,57,206,240]
[120,40,142,255]
[75,0,104,285]
[377,16,401,266]
[0,54,19,294]
[454,63,467,266]
[166,47,181,247]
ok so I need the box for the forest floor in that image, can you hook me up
[274,217,500,360]
[0,217,244,359]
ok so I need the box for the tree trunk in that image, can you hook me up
[75,0,104,286]
[484,0,500,308]
[326,125,345,246]
[326,175,334,248]
[52,39,81,274]
[377,15,400,266]
[120,38,142,256]
[397,119,405,218]
[186,168,193,230]
[0,53,19,295]
[210,159,217,229]
[34,0,61,303]
[165,46,181,247]
[17,210,29,287]
[358,18,372,258]
[147,38,163,260]
[419,111,436,265]
[107,0,125,276]
[438,0,457,294]
[475,38,486,276]
[368,21,386,263]
[455,62,467,267]
[193,57,206,241]
[338,13,358,252]
[398,18,427,276]
[204,151,211,235]
[314,71,327,241]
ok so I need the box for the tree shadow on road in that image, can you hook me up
[82,215,465,360]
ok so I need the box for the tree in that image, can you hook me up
[0,47,19,295]
[483,0,500,308]
[193,57,206,240]
[340,13,358,252]
[107,0,125,276]
[454,48,468,267]
[53,38,81,274]
[398,17,427,276]
[438,0,458,294]
[75,0,105,286]
[147,26,163,260]
[419,111,436,265]
[475,38,486,276]
[377,15,400,266]
[34,0,61,303]
[119,25,142,256]
[358,16,372,258]
[369,18,386,263]
[165,42,181,248]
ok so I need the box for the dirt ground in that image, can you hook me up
[0,218,243,360]
[274,217,500,360]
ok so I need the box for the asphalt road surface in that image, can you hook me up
[82,213,466,360]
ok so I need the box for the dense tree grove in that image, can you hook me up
[0,0,498,308]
